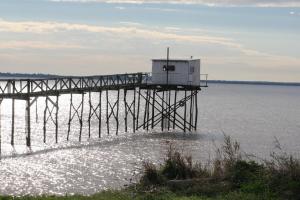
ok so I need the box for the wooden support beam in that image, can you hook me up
[106,89,109,135]
[168,90,171,130]
[67,93,73,141]
[184,89,187,132]
[189,90,193,132]
[146,90,151,131]
[173,90,177,129]
[133,87,136,133]
[0,98,2,158]
[138,91,196,131]
[43,96,48,143]
[11,98,15,146]
[195,91,198,130]
[99,90,102,138]
[116,89,120,135]
[79,93,84,142]
[136,88,141,130]
[88,91,92,138]
[154,91,196,129]
[143,90,148,130]
[35,98,38,123]
[26,97,31,148]
[151,89,156,129]
[55,95,59,143]
[124,89,128,132]
[161,90,165,131]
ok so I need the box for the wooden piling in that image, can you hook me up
[161,90,165,131]
[11,98,15,146]
[67,93,73,141]
[79,93,84,142]
[0,99,2,158]
[55,95,59,143]
[116,89,120,135]
[43,96,48,143]
[189,90,193,131]
[26,97,31,148]
[124,89,128,132]
[35,98,38,123]
[173,90,177,129]
[106,89,109,135]
[143,90,148,130]
[99,90,102,138]
[146,90,150,131]
[88,91,92,138]
[136,88,141,130]
[133,88,136,133]
[151,89,156,129]
[168,90,171,130]
[183,89,187,132]
[195,91,198,130]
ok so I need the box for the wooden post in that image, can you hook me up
[173,90,177,129]
[183,89,187,132]
[35,98,38,123]
[168,90,171,130]
[43,96,48,143]
[25,80,31,148]
[195,91,198,130]
[99,90,102,138]
[146,90,150,131]
[143,90,148,130]
[124,89,128,132]
[11,81,15,146]
[26,97,31,148]
[67,93,73,141]
[161,90,165,131]
[88,91,92,138]
[106,89,109,135]
[189,90,193,131]
[0,99,2,158]
[11,98,15,146]
[116,89,120,135]
[55,95,59,143]
[151,89,155,129]
[79,93,84,142]
[136,88,141,130]
[133,87,136,133]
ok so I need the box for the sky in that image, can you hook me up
[0,0,300,82]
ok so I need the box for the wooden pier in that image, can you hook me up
[0,73,207,156]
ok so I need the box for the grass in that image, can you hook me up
[1,135,299,200]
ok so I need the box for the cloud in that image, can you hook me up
[119,21,142,26]
[0,19,241,49]
[49,0,300,7]
[2,19,293,60]
[0,41,85,50]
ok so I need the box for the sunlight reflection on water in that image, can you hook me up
[0,83,300,195]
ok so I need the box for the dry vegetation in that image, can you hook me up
[1,135,299,200]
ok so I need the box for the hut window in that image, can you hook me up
[190,66,195,74]
[163,65,175,71]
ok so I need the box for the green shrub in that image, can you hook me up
[161,145,209,180]
[140,161,165,185]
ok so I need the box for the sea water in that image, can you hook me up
[0,83,299,195]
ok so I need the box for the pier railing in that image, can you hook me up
[0,73,149,98]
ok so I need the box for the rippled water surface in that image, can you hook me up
[0,83,300,195]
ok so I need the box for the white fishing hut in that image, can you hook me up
[151,59,201,86]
